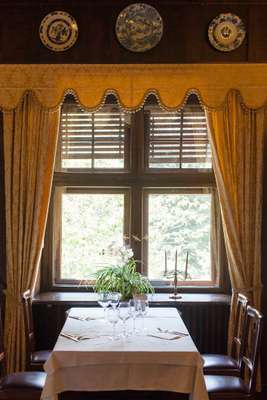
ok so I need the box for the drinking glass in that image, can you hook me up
[110,292,121,310]
[128,299,137,335]
[106,308,119,340]
[97,292,111,319]
[135,299,149,333]
[118,301,131,337]
[140,299,149,316]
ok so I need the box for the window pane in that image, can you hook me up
[60,193,124,280]
[58,102,131,170]
[147,192,212,281]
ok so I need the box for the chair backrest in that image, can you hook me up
[0,308,6,377]
[22,290,36,367]
[240,305,263,394]
[230,293,249,365]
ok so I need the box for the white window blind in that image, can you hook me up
[145,103,211,169]
[58,103,130,169]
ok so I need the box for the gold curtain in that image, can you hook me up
[205,91,264,351]
[3,92,60,372]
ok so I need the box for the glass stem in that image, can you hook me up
[112,323,116,339]
[123,320,127,337]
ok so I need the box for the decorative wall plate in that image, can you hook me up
[39,11,78,52]
[208,13,246,52]
[115,3,163,52]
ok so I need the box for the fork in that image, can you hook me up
[69,315,93,321]
[60,332,92,341]
[157,327,189,336]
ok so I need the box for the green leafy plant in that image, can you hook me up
[94,258,154,301]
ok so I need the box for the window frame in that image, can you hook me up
[41,97,229,293]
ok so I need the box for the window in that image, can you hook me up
[43,94,225,290]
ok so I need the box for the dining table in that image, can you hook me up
[41,306,208,400]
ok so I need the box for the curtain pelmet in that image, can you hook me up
[1,64,267,110]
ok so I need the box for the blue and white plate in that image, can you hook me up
[39,11,78,52]
[115,3,163,52]
[208,13,246,52]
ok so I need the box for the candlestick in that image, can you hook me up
[169,248,181,300]
[164,250,168,275]
[174,249,177,288]
[185,251,189,280]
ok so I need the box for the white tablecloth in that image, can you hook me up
[41,307,208,400]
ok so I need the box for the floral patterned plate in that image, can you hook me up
[39,11,78,52]
[208,13,246,52]
[115,3,163,52]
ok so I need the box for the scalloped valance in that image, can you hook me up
[2,64,267,110]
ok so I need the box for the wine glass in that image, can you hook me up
[140,299,149,316]
[128,299,137,335]
[106,308,119,340]
[97,292,111,319]
[110,292,121,310]
[135,299,149,333]
[118,301,131,337]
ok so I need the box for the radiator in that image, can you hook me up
[179,302,230,354]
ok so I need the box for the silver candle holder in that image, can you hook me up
[169,249,182,299]
[163,250,190,300]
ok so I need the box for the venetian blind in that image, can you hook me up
[58,102,130,170]
[145,103,211,169]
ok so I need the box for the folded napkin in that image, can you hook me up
[147,332,182,340]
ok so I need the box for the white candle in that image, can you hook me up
[185,251,189,280]
[164,250,168,274]
[174,249,178,291]
[175,249,177,273]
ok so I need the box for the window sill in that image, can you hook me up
[33,291,231,305]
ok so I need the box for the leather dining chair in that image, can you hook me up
[204,305,263,400]
[22,290,51,371]
[202,293,248,376]
[0,310,46,400]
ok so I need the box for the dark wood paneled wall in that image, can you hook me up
[0,0,266,63]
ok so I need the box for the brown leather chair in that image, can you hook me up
[0,310,46,400]
[0,370,46,400]
[204,305,263,399]
[22,290,51,371]
[202,293,248,376]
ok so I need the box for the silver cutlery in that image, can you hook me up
[157,328,189,336]
[60,332,93,341]
[147,333,182,340]
[69,315,95,321]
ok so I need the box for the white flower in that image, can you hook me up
[102,244,134,266]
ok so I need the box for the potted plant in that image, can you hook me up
[94,246,154,301]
